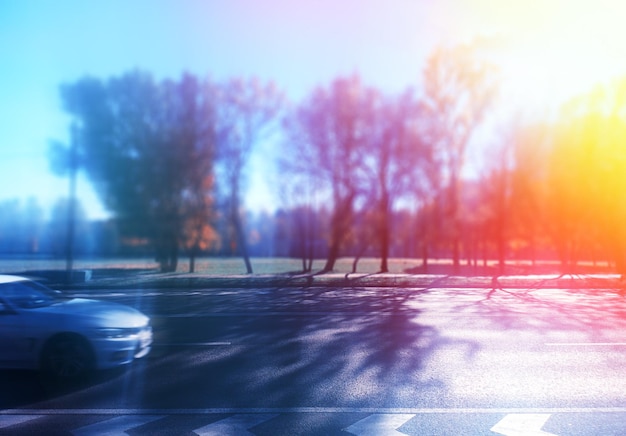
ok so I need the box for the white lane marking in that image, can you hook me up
[71,415,164,436]
[193,413,278,436]
[344,414,415,436]
[3,406,626,415]
[0,414,43,428]
[491,414,557,436]
[156,312,407,318]
[546,342,626,346]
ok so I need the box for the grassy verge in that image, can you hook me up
[0,256,616,277]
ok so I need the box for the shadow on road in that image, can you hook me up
[0,287,485,410]
[456,278,626,335]
[137,288,480,408]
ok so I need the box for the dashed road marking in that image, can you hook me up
[545,342,626,346]
[153,342,232,347]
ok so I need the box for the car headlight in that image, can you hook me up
[96,328,140,339]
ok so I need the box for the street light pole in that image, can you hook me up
[65,124,78,283]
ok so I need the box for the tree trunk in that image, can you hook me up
[233,210,253,274]
[170,246,178,272]
[379,193,390,273]
[189,247,197,273]
[167,238,178,272]
[497,233,506,276]
[322,212,346,273]
[452,238,461,273]
[306,238,314,272]
[352,239,371,274]
[322,193,354,273]
[322,237,340,273]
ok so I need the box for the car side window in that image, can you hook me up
[0,282,54,309]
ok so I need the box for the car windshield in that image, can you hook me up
[0,280,63,309]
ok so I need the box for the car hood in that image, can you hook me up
[31,298,149,328]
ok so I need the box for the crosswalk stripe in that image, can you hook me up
[193,413,278,435]
[0,414,43,429]
[71,415,164,436]
[0,409,624,434]
[344,413,415,436]
[490,414,557,436]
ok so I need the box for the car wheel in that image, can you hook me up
[41,334,94,379]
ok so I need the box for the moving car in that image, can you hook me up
[0,275,152,378]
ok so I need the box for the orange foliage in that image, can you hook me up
[545,78,626,269]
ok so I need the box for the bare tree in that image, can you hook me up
[214,78,282,274]
[181,173,218,273]
[507,122,552,269]
[276,151,321,272]
[475,132,514,275]
[282,75,375,273]
[362,90,431,272]
[288,206,319,272]
[421,44,498,272]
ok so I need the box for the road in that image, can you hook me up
[1,283,625,435]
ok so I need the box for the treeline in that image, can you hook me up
[0,199,416,260]
[35,44,626,274]
[0,193,520,266]
[0,198,118,256]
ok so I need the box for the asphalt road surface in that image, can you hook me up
[1,283,625,435]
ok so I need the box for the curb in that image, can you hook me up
[55,273,626,291]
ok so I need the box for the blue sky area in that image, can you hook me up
[2,0,626,219]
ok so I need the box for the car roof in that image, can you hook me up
[0,275,29,284]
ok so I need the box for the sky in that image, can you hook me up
[3,0,626,219]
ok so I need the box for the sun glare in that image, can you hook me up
[470,0,626,116]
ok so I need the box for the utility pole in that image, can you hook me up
[65,124,78,283]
